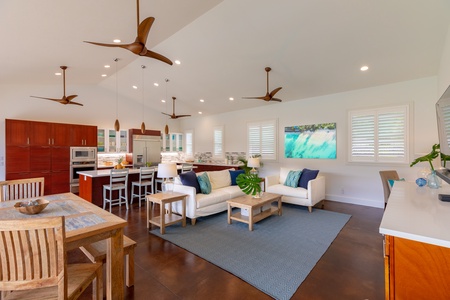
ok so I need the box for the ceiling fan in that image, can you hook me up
[162,97,191,119]
[242,67,282,102]
[31,66,83,106]
[84,0,172,65]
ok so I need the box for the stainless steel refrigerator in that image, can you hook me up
[132,135,162,168]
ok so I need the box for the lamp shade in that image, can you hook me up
[247,157,260,168]
[157,163,177,178]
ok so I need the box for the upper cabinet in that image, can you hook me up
[6,119,72,147]
[71,125,97,147]
[97,129,128,153]
[162,133,183,152]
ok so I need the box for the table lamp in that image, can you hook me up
[247,157,260,176]
[157,163,178,193]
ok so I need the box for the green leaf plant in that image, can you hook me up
[410,143,440,171]
[236,173,262,196]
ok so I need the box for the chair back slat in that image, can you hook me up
[0,217,65,293]
[0,177,45,201]
[110,169,129,185]
[140,167,155,183]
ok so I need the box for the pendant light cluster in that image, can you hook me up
[140,65,146,134]
[114,58,120,132]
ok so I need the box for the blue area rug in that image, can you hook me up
[151,204,350,300]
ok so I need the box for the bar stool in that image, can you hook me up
[103,168,129,212]
[131,167,155,207]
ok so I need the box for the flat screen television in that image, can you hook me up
[435,84,450,184]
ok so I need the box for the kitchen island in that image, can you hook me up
[379,181,450,299]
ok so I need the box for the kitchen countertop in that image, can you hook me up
[379,181,450,248]
[78,165,190,178]
[168,161,243,167]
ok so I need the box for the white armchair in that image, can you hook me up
[265,167,325,212]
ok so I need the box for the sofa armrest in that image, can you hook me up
[265,175,279,188]
[172,184,197,219]
[307,175,325,205]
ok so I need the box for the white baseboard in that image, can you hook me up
[325,194,384,209]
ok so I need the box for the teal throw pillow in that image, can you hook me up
[197,172,212,194]
[284,170,302,188]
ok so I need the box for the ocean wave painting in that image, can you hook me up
[285,123,337,159]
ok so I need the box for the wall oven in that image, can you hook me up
[70,147,97,193]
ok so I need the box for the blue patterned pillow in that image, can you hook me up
[197,172,212,194]
[284,170,302,188]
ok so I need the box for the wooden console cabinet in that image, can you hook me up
[380,181,450,299]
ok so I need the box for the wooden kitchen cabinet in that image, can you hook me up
[71,125,97,146]
[6,119,30,146]
[384,235,450,299]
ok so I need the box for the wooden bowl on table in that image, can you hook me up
[14,199,49,215]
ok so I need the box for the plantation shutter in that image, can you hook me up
[185,130,193,156]
[248,119,277,160]
[213,126,223,157]
[349,105,409,163]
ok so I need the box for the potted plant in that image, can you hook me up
[236,173,262,198]
[410,144,441,188]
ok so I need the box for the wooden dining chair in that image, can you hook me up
[0,177,45,201]
[379,170,400,206]
[0,216,102,300]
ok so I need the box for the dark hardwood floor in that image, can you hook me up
[73,200,385,299]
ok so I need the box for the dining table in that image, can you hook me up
[0,192,127,300]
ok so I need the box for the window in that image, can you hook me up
[348,105,410,164]
[247,119,277,160]
[213,126,224,158]
[185,130,193,156]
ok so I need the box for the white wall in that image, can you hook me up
[180,76,439,208]
[0,83,180,180]
[439,24,450,95]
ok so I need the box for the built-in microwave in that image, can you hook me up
[70,147,97,162]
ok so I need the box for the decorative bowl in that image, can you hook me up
[14,199,49,215]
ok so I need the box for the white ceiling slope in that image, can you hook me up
[1,0,450,116]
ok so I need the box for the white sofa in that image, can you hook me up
[171,169,246,225]
[265,167,325,212]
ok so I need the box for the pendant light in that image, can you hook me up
[164,78,169,135]
[140,65,146,134]
[114,58,120,132]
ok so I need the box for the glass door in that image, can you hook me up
[97,129,105,153]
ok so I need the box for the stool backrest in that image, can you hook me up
[0,177,45,201]
[110,169,129,185]
[139,167,155,184]
[181,163,193,173]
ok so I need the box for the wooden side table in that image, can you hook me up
[146,192,187,234]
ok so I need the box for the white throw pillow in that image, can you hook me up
[207,169,232,190]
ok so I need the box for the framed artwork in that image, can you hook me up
[284,123,336,159]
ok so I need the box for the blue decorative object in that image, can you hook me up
[415,178,427,187]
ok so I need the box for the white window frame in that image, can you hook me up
[213,126,224,158]
[184,129,194,157]
[348,104,410,164]
[247,119,277,161]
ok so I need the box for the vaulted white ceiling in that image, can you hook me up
[2,0,450,116]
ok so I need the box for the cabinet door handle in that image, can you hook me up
[27,137,30,145]
[48,138,51,145]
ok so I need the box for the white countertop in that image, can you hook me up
[379,181,450,248]
[77,165,188,178]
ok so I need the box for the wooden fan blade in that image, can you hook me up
[269,87,282,97]
[137,17,155,45]
[143,50,173,65]
[242,96,266,100]
[66,95,78,101]
[84,41,143,55]
[161,112,172,117]
[31,96,62,102]
[68,101,84,106]
[173,114,191,119]
[270,98,282,102]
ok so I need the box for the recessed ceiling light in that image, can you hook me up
[55,72,61,76]
[229,97,234,101]
[101,74,107,77]
[175,60,181,65]
[161,99,166,103]
[360,66,369,71]
[113,39,121,43]
[132,85,138,89]
[198,111,202,114]
[104,65,110,68]
[154,83,159,87]
[200,99,205,102]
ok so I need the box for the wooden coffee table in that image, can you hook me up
[227,192,282,231]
